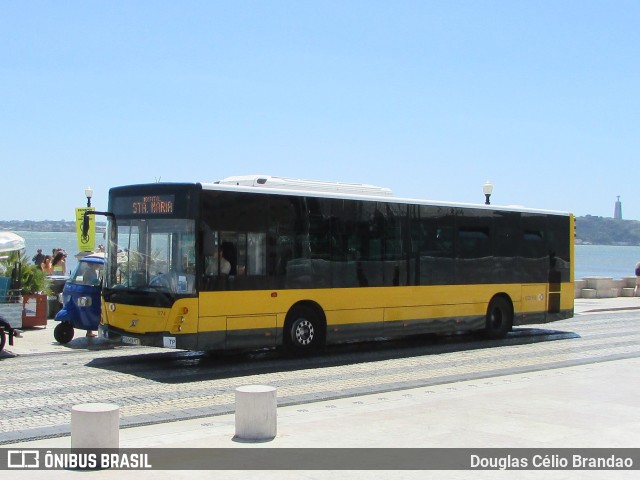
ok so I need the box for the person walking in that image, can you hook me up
[635,261,640,296]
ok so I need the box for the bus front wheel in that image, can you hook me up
[484,296,513,339]
[285,305,325,352]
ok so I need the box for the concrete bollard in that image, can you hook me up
[584,277,615,298]
[575,276,640,299]
[234,385,277,441]
[612,279,625,297]
[621,288,636,297]
[71,403,120,449]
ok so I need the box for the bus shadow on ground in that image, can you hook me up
[85,327,580,384]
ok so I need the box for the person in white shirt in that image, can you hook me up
[206,247,231,275]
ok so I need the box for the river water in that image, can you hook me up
[9,231,640,280]
[573,244,640,279]
[12,231,101,276]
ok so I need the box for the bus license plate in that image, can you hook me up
[163,337,177,348]
[121,335,140,346]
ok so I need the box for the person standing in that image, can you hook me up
[52,251,67,275]
[32,249,45,270]
[41,255,53,274]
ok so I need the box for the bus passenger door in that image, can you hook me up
[547,267,561,315]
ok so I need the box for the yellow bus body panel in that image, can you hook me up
[105,281,573,337]
[195,284,526,328]
[105,298,200,334]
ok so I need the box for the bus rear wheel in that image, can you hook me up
[285,305,325,353]
[484,296,513,339]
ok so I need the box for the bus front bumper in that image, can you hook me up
[99,324,183,349]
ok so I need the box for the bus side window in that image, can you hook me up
[247,233,266,275]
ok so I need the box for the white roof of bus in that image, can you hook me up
[201,175,571,216]
[218,175,394,196]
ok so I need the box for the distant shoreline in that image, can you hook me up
[0,221,105,232]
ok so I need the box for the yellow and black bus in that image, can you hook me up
[98,176,574,352]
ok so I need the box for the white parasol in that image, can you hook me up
[0,231,26,254]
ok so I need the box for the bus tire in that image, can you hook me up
[285,305,325,352]
[483,296,513,339]
[0,328,6,352]
[54,322,75,344]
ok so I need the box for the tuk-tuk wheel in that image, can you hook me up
[54,322,74,344]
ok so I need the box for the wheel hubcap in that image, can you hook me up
[294,319,314,346]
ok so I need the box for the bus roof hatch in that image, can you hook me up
[217,175,394,196]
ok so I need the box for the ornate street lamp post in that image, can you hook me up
[84,186,93,208]
[482,181,493,205]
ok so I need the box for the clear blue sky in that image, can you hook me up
[2,1,638,221]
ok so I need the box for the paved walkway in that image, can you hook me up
[2,297,640,479]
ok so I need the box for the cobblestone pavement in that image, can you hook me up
[1,310,639,444]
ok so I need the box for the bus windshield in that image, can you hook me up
[105,218,196,296]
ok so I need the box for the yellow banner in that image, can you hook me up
[75,207,96,253]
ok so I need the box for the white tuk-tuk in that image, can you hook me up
[0,231,25,352]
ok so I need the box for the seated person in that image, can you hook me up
[206,244,234,275]
[83,265,101,285]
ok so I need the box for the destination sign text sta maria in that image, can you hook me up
[131,195,174,214]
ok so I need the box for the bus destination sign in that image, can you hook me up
[129,195,175,215]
